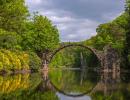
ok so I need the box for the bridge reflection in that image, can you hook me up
[90,71,120,96]
[37,68,121,97]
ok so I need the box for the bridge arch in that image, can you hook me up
[48,44,102,65]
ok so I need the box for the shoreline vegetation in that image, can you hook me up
[0,0,130,73]
[0,49,41,74]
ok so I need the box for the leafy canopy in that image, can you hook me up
[0,0,29,33]
[22,14,60,53]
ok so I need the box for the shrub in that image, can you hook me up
[0,49,41,72]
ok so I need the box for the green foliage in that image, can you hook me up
[0,0,59,71]
[82,12,129,67]
[91,91,126,100]
[0,49,29,71]
[50,46,99,68]
[91,83,130,100]
[0,49,41,72]
[125,0,130,66]
[21,91,59,100]
[28,52,42,70]
[49,69,98,93]
[0,73,59,100]
[50,47,78,67]
[0,0,29,33]
[96,21,125,50]
[0,29,22,50]
[22,14,60,53]
[83,13,127,51]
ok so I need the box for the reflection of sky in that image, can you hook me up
[56,92,91,100]
[26,0,124,42]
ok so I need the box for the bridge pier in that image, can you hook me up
[42,53,49,70]
[102,45,120,73]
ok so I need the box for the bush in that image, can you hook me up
[28,52,42,70]
[0,49,41,72]
[0,29,22,50]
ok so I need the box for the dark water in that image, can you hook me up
[0,69,130,100]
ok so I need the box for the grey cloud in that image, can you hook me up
[27,0,124,21]
[26,0,124,42]
[33,0,124,21]
[58,18,99,42]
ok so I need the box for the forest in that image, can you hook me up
[0,0,130,73]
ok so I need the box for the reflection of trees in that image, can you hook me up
[48,69,99,96]
[0,74,29,94]
[1,69,129,100]
[0,73,59,100]
[40,68,130,100]
[90,72,120,95]
[91,71,130,100]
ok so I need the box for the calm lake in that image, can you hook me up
[0,68,130,100]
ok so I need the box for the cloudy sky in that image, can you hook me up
[26,0,124,42]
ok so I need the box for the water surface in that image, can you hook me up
[0,69,130,100]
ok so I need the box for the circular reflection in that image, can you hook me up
[48,69,100,97]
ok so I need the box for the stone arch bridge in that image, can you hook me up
[42,44,120,71]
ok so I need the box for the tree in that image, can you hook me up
[22,14,60,55]
[125,0,130,66]
[0,29,22,50]
[0,0,29,33]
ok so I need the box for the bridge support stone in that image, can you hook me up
[42,53,49,70]
[102,45,120,72]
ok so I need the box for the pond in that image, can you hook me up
[0,68,130,100]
